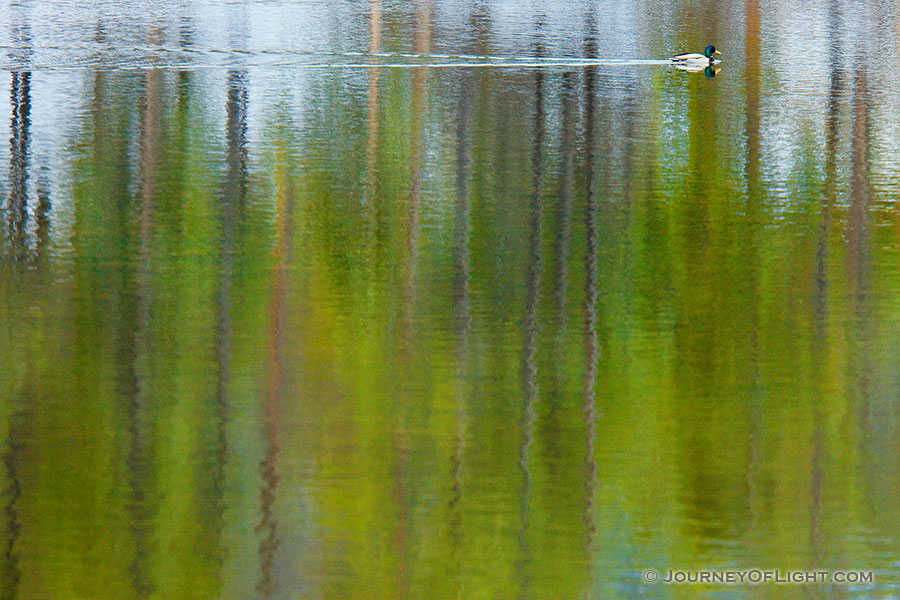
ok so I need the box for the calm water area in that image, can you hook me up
[2,0,900,598]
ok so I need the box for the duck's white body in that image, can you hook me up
[669,53,712,66]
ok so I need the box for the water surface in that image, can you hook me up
[2,1,900,598]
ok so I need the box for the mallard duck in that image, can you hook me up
[670,45,721,68]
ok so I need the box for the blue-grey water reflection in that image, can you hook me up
[2,1,900,599]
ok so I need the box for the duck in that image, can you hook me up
[670,45,721,69]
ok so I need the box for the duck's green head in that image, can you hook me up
[704,45,721,59]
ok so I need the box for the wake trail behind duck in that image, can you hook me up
[0,47,676,71]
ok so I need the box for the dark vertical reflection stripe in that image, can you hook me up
[848,69,870,301]
[6,1,33,265]
[543,73,577,485]
[817,0,841,340]
[257,153,293,600]
[581,9,600,596]
[217,70,248,468]
[554,73,575,337]
[127,64,162,600]
[211,68,247,589]
[0,409,24,600]
[7,72,31,263]
[847,49,873,509]
[518,16,545,600]
[402,1,430,346]
[364,0,382,248]
[809,0,843,580]
[848,58,871,433]
[743,0,764,545]
[450,64,474,594]
[34,169,50,261]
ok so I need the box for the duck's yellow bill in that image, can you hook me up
[714,50,722,55]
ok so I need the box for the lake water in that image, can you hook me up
[2,1,900,598]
